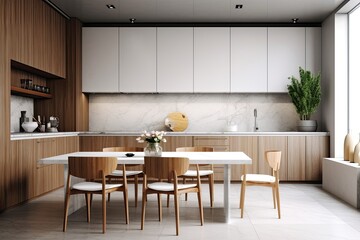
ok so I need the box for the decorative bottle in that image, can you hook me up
[19,111,26,132]
[344,130,357,162]
[353,133,360,165]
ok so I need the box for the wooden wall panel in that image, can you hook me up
[7,0,34,66]
[162,136,193,151]
[34,18,89,132]
[1,0,10,212]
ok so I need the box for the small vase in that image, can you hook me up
[353,134,360,165]
[144,142,162,156]
[344,131,357,162]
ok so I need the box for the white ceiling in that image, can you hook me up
[48,0,346,23]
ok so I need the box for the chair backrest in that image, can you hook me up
[103,146,143,152]
[144,157,189,180]
[68,157,117,179]
[265,150,282,171]
[176,146,213,152]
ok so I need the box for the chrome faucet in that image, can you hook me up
[254,109,259,132]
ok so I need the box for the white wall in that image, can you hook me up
[88,93,322,132]
[322,13,349,157]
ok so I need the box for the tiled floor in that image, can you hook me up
[0,183,359,239]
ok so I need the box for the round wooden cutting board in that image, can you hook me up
[164,112,189,132]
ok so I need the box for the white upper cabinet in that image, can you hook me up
[82,28,119,92]
[306,27,322,75]
[194,27,230,93]
[119,27,157,92]
[268,27,306,92]
[157,28,194,93]
[231,27,268,92]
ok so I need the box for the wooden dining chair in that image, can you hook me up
[175,146,214,207]
[240,150,282,219]
[103,147,143,207]
[63,157,129,233]
[141,156,204,236]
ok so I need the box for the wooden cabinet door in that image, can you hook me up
[161,136,193,151]
[287,136,306,181]
[229,136,258,180]
[7,139,35,207]
[194,27,230,93]
[82,27,119,92]
[157,27,194,93]
[231,27,267,92]
[258,136,288,180]
[268,27,305,92]
[80,136,119,151]
[305,136,330,181]
[119,27,157,92]
[194,136,229,181]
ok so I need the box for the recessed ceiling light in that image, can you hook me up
[129,18,136,24]
[235,4,243,9]
[106,4,116,9]
[292,18,299,23]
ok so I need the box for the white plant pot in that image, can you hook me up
[297,120,317,132]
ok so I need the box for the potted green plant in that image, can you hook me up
[287,67,321,132]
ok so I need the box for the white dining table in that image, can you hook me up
[39,151,252,223]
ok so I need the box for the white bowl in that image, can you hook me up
[22,122,38,132]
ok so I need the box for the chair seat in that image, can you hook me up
[72,182,123,191]
[181,169,213,177]
[109,170,143,177]
[148,182,197,192]
[241,174,276,183]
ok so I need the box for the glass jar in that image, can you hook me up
[144,142,162,156]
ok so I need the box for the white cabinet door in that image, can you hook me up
[268,27,305,92]
[82,28,119,92]
[119,27,156,92]
[194,27,230,93]
[157,28,193,93]
[231,27,267,92]
[306,27,321,75]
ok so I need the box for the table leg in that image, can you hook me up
[223,164,231,223]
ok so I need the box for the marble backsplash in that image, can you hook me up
[11,95,34,132]
[89,93,319,132]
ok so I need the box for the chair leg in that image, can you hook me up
[63,191,70,232]
[102,192,106,234]
[272,186,276,209]
[141,192,146,230]
[167,194,170,208]
[174,193,180,236]
[240,181,246,218]
[134,175,138,208]
[157,193,162,222]
[107,177,112,202]
[209,175,214,207]
[197,190,204,226]
[124,189,129,224]
[183,177,188,201]
[85,193,91,223]
[275,185,281,219]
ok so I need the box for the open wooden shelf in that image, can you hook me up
[11,86,52,99]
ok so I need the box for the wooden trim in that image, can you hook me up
[11,60,64,79]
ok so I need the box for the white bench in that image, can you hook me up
[323,158,360,208]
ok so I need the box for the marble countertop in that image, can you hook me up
[11,131,330,140]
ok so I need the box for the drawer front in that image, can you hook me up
[194,136,229,146]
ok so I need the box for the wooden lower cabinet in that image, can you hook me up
[288,136,306,181]
[7,136,79,208]
[194,136,229,181]
[79,135,329,182]
[229,136,258,180]
[305,136,330,181]
[258,136,288,181]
